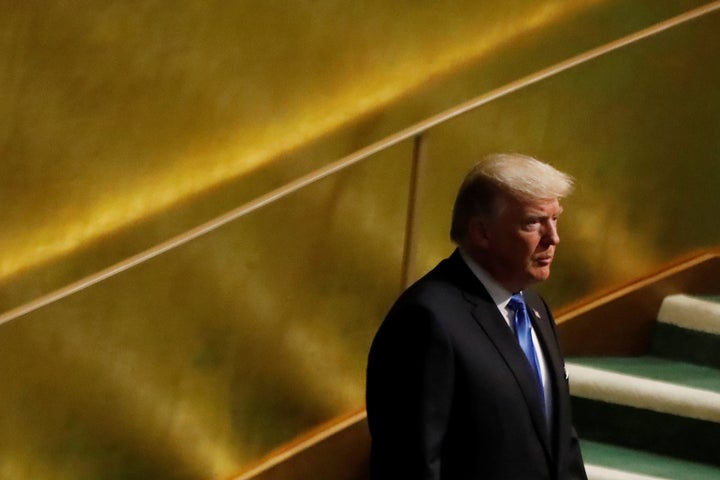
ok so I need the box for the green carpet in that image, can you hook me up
[651,323,720,368]
[573,397,720,466]
[582,440,720,480]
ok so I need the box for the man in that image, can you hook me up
[366,153,587,480]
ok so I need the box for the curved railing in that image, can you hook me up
[2,1,718,329]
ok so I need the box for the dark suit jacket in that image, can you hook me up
[366,250,586,480]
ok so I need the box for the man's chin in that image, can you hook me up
[530,267,551,283]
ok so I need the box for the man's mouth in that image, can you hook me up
[535,256,553,266]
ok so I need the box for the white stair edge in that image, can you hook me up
[657,294,720,335]
[566,363,720,423]
[586,464,670,480]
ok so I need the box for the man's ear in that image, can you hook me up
[468,216,490,248]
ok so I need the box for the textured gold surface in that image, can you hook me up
[0,0,603,285]
[414,7,720,306]
[0,1,719,479]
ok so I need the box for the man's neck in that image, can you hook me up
[458,248,514,302]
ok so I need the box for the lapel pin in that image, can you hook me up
[531,308,541,319]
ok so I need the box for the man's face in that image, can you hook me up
[474,193,563,293]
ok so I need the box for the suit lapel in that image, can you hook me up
[525,292,570,471]
[525,293,565,397]
[441,252,553,458]
[468,300,553,455]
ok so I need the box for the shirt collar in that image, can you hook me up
[458,248,515,310]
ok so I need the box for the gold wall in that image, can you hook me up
[1,1,719,479]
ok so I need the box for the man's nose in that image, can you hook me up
[543,222,560,245]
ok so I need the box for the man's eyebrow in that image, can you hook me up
[525,206,563,218]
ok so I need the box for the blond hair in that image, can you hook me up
[450,153,574,243]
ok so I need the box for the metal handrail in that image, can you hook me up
[1,0,718,327]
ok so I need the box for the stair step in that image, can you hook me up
[652,295,720,368]
[567,358,720,466]
[582,440,720,480]
[657,294,720,334]
[568,356,720,397]
[567,358,720,419]
[569,294,720,475]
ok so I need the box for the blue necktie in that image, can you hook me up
[508,293,545,411]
